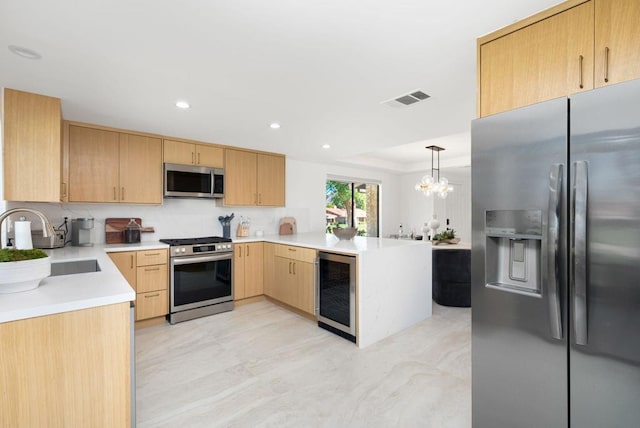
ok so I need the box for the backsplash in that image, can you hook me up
[6,199,313,244]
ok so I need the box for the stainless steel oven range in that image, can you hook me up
[159,237,234,324]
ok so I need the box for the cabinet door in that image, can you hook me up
[595,0,640,87]
[244,243,264,298]
[263,243,276,297]
[273,256,296,306]
[108,251,137,291]
[234,245,246,300]
[3,89,61,202]
[0,303,130,427]
[224,149,257,206]
[292,260,315,315]
[68,126,120,202]
[119,134,162,204]
[257,154,285,206]
[479,2,594,116]
[163,139,195,165]
[196,144,224,168]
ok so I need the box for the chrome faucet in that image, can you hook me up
[0,208,56,239]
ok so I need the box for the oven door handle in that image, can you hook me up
[172,253,232,265]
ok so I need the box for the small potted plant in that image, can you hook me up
[432,229,461,245]
[0,248,51,293]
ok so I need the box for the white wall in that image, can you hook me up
[3,158,401,244]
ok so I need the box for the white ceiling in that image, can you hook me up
[0,0,561,173]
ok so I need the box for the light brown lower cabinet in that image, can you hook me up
[109,248,169,322]
[0,303,131,427]
[136,290,169,320]
[268,244,316,315]
[234,242,264,300]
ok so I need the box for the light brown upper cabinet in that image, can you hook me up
[163,139,224,168]
[66,124,162,203]
[594,0,640,87]
[479,1,594,117]
[2,88,61,202]
[224,149,285,206]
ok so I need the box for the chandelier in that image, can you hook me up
[414,145,454,199]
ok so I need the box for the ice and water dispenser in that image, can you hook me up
[485,210,542,297]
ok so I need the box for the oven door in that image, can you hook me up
[170,253,233,313]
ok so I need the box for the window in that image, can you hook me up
[326,179,379,237]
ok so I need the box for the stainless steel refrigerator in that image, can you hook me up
[471,78,640,427]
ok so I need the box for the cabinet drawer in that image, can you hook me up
[136,264,168,293]
[274,244,316,263]
[136,290,168,320]
[136,249,168,266]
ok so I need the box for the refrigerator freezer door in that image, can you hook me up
[569,78,640,428]
[471,98,569,427]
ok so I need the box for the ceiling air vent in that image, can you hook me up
[382,90,431,108]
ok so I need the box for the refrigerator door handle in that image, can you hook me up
[546,163,563,340]
[572,161,588,345]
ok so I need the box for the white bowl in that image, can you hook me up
[0,256,51,293]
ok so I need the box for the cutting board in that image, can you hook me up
[278,217,297,235]
[105,218,155,244]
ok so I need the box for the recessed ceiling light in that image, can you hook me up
[8,45,42,60]
[175,101,190,109]
[270,123,281,129]
[322,144,331,149]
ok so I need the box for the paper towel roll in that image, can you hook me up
[14,220,33,250]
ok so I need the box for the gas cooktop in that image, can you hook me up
[159,236,232,246]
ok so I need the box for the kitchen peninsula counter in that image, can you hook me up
[0,242,167,323]
[235,233,432,348]
[234,232,429,254]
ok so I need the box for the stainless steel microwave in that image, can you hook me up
[164,163,224,199]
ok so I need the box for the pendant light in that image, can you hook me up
[414,145,454,199]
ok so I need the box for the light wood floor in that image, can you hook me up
[135,300,471,427]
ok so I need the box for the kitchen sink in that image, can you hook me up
[50,259,101,276]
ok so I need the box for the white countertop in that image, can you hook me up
[0,242,168,324]
[233,232,430,255]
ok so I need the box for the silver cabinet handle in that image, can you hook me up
[572,161,588,345]
[604,47,610,83]
[292,262,296,275]
[289,261,292,274]
[314,259,319,315]
[545,163,564,340]
[246,245,249,257]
